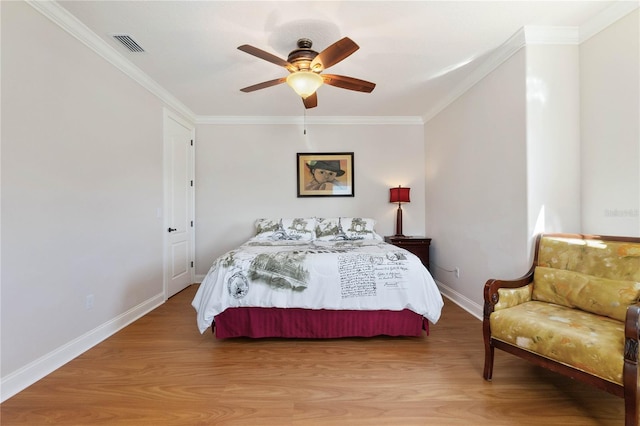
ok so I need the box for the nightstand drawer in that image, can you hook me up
[384,236,431,271]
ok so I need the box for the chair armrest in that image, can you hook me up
[625,303,640,365]
[483,265,535,319]
[623,303,640,424]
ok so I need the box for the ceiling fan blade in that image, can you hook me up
[240,77,287,93]
[303,92,318,109]
[322,74,376,93]
[310,37,359,71]
[238,45,297,72]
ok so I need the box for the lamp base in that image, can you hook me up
[395,205,404,237]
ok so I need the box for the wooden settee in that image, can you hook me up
[483,233,640,425]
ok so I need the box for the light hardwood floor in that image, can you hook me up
[1,284,624,425]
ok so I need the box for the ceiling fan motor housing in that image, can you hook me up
[287,38,318,71]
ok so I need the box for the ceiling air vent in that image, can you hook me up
[112,34,145,53]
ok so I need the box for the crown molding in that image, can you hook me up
[422,25,583,123]
[28,1,420,127]
[195,115,424,125]
[423,2,639,123]
[422,26,528,123]
[580,0,639,42]
[524,26,580,45]
[29,0,637,127]
[26,0,196,122]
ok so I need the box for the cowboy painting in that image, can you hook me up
[305,160,346,191]
[297,152,354,197]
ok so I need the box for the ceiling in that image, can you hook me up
[54,1,631,119]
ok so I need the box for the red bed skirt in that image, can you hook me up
[212,307,429,339]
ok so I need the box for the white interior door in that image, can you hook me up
[164,109,194,298]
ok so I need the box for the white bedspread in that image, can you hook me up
[192,239,444,333]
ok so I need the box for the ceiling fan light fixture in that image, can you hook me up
[286,71,323,99]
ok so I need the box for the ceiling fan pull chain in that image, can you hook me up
[303,108,307,135]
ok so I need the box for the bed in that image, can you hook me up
[192,217,444,338]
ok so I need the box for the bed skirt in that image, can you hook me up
[212,308,429,339]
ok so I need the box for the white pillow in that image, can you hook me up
[315,217,382,241]
[254,218,316,241]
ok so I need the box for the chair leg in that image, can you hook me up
[483,338,494,381]
[623,358,639,426]
[624,387,638,426]
[482,316,494,380]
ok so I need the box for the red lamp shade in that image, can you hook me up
[390,186,411,204]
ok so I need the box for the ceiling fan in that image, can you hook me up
[238,37,376,109]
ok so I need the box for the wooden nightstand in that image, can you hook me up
[384,236,431,271]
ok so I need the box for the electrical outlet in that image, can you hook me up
[454,267,460,278]
[85,294,94,310]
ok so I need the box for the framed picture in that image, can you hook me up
[297,152,354,197]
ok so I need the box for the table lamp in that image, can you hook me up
[389,185,410,236]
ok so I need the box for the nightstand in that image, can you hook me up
[384,236,431,271]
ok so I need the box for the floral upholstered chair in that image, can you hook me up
[483,233,640,426]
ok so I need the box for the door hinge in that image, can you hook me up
[191,220,194,227]
[190,139,193,146]
[190,261,194,268]
[190,180,193,187]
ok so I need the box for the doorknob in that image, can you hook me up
[168,227,177,232]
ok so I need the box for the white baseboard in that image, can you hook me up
[0,293,165,403]
[194,274,205,283]
[436,280,483,321]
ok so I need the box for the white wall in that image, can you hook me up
[424,50,529,313]
[580,9,640,237]
[1,1,166,399]
[425,11,640,316]
[194,123,426,276]
[526,45,581,239]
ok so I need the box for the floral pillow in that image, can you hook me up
[254,218,316,241]
[315,217,382,241]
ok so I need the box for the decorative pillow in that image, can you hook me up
[315,217,382,241]
[538,236,640,281]
[495,284,533,311]
[532,266,640,322]
[254,218,316,241]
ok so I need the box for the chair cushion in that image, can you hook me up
[490,301,624,384]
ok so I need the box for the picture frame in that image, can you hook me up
[297,152,354,197]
